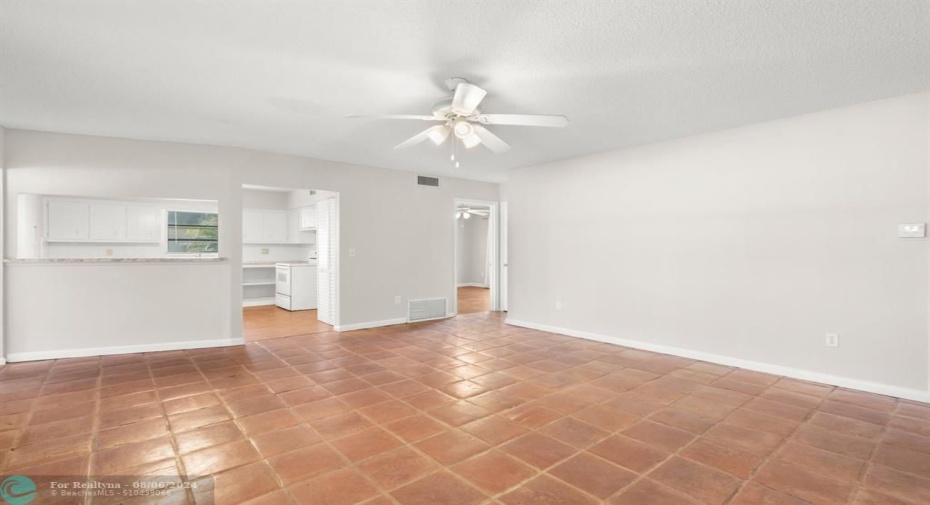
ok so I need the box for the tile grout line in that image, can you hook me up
[846,397,898,505]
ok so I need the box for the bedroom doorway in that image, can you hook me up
[453,198,500,315]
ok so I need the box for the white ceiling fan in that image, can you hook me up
[456,207,489,219]
[347,77,569,154]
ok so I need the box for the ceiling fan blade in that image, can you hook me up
[394,125,448,150]
[473,124,511,153]
[476,114,569,127]
[346,114,440,121]
[470,210,489,216]
[451,83,488,115]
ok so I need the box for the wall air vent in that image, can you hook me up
[408,298,447,322]
[417,176,440,187]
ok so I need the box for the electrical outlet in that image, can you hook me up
[105,248,114,257]
[261,248,269,255]
[394,295,401,304]
[825,333,839,347]
[555,301,562,310]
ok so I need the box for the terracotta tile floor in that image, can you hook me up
[2,312,930,504]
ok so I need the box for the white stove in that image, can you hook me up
[275,260,317,311]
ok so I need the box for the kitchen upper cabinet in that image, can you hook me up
[299,205,318,231]
[47,199,164,243]
[242,210,264,243]
[243,208,314,244]
[47,200,89,241]
[126,206,162,242]
[287,209,300,244]
[89,203,128,241]
[262,212,288,243]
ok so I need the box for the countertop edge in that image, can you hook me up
[4,257,230,265]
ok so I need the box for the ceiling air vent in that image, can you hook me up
[417,176,440,187]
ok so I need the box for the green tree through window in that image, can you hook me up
[167,211,218,253]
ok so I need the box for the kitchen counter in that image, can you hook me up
[4,257,229,265]
[243,260,308,266]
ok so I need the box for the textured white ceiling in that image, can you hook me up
[2,1,928,183]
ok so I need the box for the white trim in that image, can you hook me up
[457,283,488,288]
[334,317,407,332]
[0,359,6,366]
[6,338,245,363]
[506,319,930,404]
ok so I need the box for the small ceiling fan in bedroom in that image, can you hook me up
[456,207,488,220]
[347,77,568,164]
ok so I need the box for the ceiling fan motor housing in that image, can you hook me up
[432,97,479,122]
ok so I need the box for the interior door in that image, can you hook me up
[500,201,508,312]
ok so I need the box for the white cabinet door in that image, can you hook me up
[242,210,264,243]
[286,209,299,244]
[263,212,288,243]
[126,206,161,242]
[299,205,318,230]
[89,203,127,241]
[47,200,89,240]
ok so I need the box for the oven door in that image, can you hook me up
[276,265,291,296]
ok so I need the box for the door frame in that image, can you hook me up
[500,201,508,312]
[452,198,500,314]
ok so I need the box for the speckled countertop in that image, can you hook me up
[4,257,229,264]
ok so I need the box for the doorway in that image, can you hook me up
[240,184,340,341]
[453,198,500,315]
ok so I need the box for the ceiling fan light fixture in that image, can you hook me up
[452,120,474,138]
[427,125,450,145]
[463,212,470,219]
[462,133,481,149]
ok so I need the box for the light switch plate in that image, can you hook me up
[898,223,926,238]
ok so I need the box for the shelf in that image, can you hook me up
[243,297,275,307]
[242,281,275,287]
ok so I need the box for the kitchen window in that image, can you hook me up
[167,211,218,253]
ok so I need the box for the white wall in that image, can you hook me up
[242,188,289,209]
[503,91,930,400]
[3,129,499,358]
[456,216,489,286]
[5,262,233,360]
[0,126,5,363]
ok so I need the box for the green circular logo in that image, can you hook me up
[0,476,36,505]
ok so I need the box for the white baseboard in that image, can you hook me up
[505,319,930,404]
[6,338,246,363]
[0,358,6,365]
[457,283,488,288]
[334,317,407,332]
